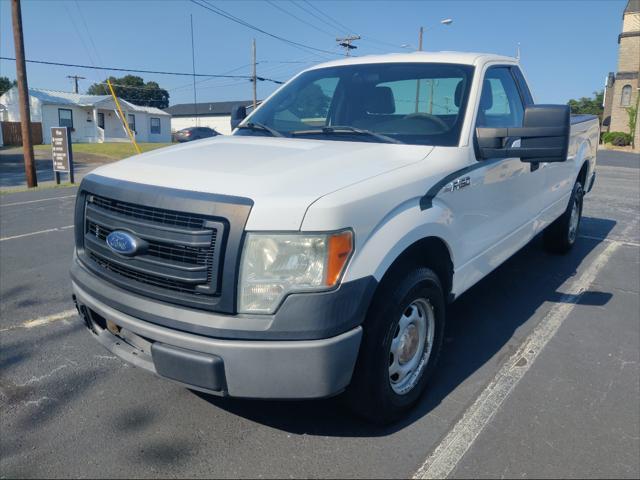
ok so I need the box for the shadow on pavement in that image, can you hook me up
[196,216,616,436]
[0,147,108,187]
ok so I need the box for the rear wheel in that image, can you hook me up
[544,180,584,254]
[346,267,445,424]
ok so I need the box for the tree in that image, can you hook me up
[87,75,169,109]
[626,91,639,149]
[567,90,604,121]
[0,76,17,97]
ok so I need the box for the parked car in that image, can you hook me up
[71,52,599,423]
[173,126,219,142]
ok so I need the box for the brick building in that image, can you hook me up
[603,0,640,148]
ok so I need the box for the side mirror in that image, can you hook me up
[476,105,570,162]
[230,105,247,130]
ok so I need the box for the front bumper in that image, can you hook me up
[72,281,363,399]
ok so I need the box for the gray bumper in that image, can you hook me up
[72,281,363,399]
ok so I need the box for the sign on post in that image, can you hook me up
[50,127,74,184]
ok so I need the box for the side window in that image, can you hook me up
[511,67,534,105]
[58,108,73,128]
[477,67,524,128]
[150,117,161,134]
[273,77,339,129]
[127,114,136,133]
[621,85,632,107]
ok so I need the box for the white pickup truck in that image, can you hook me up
[71,52,599,423]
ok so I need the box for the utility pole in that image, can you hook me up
[414,27,424,113]
[11,0,36,188]
[66,75,85,94]
[336,35,360,56]
[252,38,257,109]
[190,14,198,126]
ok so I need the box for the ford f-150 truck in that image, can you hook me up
[71,52,599,423]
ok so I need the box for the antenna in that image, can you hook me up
[516,42,521,60]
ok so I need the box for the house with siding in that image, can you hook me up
[164,100,257,135]
[0,87,171,144]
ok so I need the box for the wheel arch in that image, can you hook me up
[371,235,454,303]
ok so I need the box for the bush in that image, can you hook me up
[602,131,632,146]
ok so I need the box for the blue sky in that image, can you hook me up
[0,0,628,106]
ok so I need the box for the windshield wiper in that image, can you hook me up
[290,125,402,144]
[237,122,283,137]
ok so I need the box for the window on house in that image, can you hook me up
[128,114,136,133]
[97,112,105,129]
[621,84,632,107]
[150,117,161,134]
[58,108,73,129]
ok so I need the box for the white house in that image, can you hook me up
[164,100,256,135]
[0,87,171,144]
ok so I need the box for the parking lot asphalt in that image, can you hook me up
[1,149,638,478]
[0,146,109,189]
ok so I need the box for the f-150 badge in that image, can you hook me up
[443,176,471,192]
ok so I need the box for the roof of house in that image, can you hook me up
[625,0,640,14]
[3,88,169,115]
[164,100,255,117]
[28,88,111,106]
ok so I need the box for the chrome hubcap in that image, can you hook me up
[389,299,435,395]
[568,199,580,243]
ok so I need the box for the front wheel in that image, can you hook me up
[544,180,584,254]
[345,267,445,424]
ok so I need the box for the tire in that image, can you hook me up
[543,180,584,254]
[345,267,446,424]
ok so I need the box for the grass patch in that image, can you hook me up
[0,182,77,195]
[33,142,173,160]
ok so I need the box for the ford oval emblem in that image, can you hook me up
[106,230,140,256]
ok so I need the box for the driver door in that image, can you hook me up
[444,66,545,290]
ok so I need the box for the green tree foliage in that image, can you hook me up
[567,90,604,121]
[0,76,17,97]
[87,75,169,109]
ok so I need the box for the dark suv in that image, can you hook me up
[174,127,219,142]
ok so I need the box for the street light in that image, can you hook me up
[408,18,453,114]
[401,19,453,51]
[416,18,453,51]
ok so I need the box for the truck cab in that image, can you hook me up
[71,52,598,423]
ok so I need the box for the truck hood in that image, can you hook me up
[91,135,433,230]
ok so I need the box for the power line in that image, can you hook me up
[300,1,400,52]
[74,0,103,66]
[0,56,284,84]
[302,0,355,34]
[292,2,342,35]
[190,0,342,58]
[337,35,361,56]
[265,0,336,37]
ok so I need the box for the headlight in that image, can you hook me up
[238,230,353,314]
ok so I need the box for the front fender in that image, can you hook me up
[344,201,456,283]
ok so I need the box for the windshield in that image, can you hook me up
[234,62,474,146]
